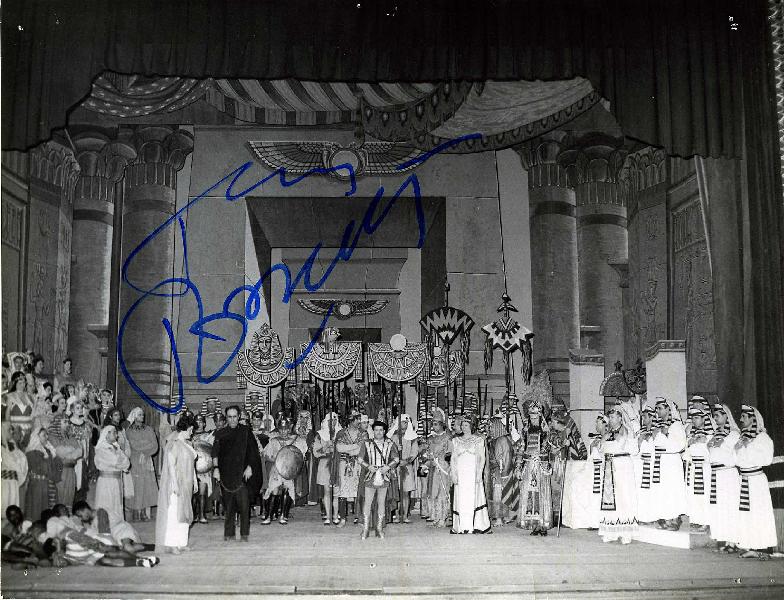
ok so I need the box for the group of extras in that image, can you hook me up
[2,352,164,569]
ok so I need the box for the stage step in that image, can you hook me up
[634,524,709,549]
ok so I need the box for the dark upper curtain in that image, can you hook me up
[2,0,745,157]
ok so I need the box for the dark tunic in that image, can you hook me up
[212,424,262,491]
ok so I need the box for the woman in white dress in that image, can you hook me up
[450,416,491,534]
[598,402,639,544]
[94,425,131,523]
[155,413,198,554]
[707,403,741,552]
[734,405,777,557]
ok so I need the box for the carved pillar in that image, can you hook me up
[116,126,193,417]
[27,142,80,371]
[621,148,668,371]
[516,133,578,404]
[559,133,628,373]
[69,130,136,386]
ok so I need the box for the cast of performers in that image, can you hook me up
[356,420,400,539]
[515,399,554,535]
[597,402,639,544]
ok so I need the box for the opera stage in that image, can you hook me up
[3,506,783,599]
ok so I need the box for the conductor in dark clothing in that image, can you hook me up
[212,405,262,541]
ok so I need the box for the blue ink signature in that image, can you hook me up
[118,133,481,414]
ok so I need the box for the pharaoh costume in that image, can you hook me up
[487,416,518,525]
[451,432,491,534]
[125,408,159,519]
[651,398,688,528]
[155,430,197,550]
[684,404,712,528]
[707,404,741,546]
[515,404,554,533]
[423,409,453,527]
[94,426,131,523]
[598,405,639,544]
[1,429,28,514]
[733,406,777,551]
[335,414,365,524]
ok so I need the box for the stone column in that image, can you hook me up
[69,130,136,385]
[559,134,628,373]
[116,126,193,418]
[516,133,579,404]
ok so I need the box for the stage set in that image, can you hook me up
[2,1,784,598]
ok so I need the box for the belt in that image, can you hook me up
[98,471,123,479]
[29,473,47,480]
[738,467,763,476]
[606,453,630,457]
[655,448,683,455]
[1,470,18,480]
[710,463,732,470]
[62,460,77,467]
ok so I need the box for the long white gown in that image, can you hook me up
[707,429,741,544]
[94,440,131,523]
[451,435,491,534]
[650,422,688,520]
[684,436,712,526]
[598,428,639,543]
[734,431,777,550]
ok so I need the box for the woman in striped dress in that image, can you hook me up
[707,403,741,552]
[733,405,777,557]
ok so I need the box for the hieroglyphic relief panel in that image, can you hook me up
[626,188,668,367]
[1,197,26,348]
[670,194,717,398]
[53,207,73,367]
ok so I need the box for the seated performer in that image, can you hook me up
[707,403,741,553]
[734,405,778,558]
[597,403,639,544]
[261,416,307,525]
[515,399,554,535]
[651,398,688,531]
[356,420,400,539]
[684,403,712,532]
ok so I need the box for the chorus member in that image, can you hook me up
[53,357,78,392]
[356,420,400,539]
[684,403,712,531]
[585,414,609,529]
[294,409,314,507]
[1,422,28,514]
[192,415,214,523]
[125,408,159,522]
[636,406,657,524]
[202,397,220,432]
[487,416,516,527]
[155,413,197,554]
[423,408,452,528]
[388,413,419,524]
[313,412,342,525]
[212,405,261,541]
[51,407,83,513]
[597,403,639,544]
[335,410,363,527]
[93,425,130,523]
[24,425,60,520]
[450,416,490,534]
[65,397,92,503]
[651,398,688,530]
[707,403,741,552]
[260,416,306,525]
[734,405,777,557]
[6,371,34,448]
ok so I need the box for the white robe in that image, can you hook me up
[598,431,639,542]
[707,430,740,544]
[1,443,28,514]
[94,443,131,524]
[734,433,777,550]
[684,438,712,526]
[650,423,688,520]
[636,432,658,522]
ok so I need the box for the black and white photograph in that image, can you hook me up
[1,1,783,598]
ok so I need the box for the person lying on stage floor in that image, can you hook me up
[68,500,150,554]
[2,518,63,569]
[44,509,159,568]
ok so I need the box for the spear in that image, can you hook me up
[397,382,404,522]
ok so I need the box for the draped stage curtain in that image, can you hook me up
[2,0,782,448]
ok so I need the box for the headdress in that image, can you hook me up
[740,404,765,439]
[317,411,342,442]
[127,407,144,426]
[26,425,56,457]
[387,413,418,441]
[711,403,739,437]
[96,425,117,450]
[654,397,681,424]
[430,406,447,425]
[201,396,221,415]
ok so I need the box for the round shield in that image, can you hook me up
[274,444,304,480]
[193,438,213,474]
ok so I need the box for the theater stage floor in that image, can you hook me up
[3,506,783,599]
